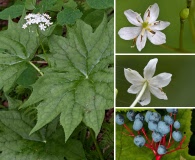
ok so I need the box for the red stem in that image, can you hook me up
[122,132,134,137]
[167,125,173,148]
[123,124,134,136]
[174,114,176,120]
[162,135,166,146]
[141,128,151,143]
[166,136,187,155]
[156,155,162,160]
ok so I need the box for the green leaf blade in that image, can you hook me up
[0,110,86,160]
[86,0,113,9]
[0,5,24,20]
[21,15,114,141]
[0,16,39,92]
[57,7,83,25]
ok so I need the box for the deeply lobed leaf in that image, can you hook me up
[21,15,114,141]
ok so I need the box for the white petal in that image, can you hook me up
[124,9,143,26]
[149,85,168,100]
[144,3,159,23]
[144,58,158,79]
[127,84,143,94]
[118,27,142,40]
[136,31,147,51]
[150,21,170,30]
[149,73,172,87]
[124,68,144,85]
[138,87,151,106]
[147,30,166,45]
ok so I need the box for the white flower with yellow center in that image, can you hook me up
[118,3,170,51]
[124,58,172,107]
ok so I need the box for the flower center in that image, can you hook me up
[142,22,149,28]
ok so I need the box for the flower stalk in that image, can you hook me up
[179,19,184,49]
[130,82,147,107]
[29,61,44,76]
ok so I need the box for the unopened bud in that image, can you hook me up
[180,8,189,20]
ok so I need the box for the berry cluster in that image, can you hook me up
[116,109,187,160]
[22,13,53,31]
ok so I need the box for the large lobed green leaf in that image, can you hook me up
[0,110,86,160]
[116,109,194,160]
[0,15,39,92]
[21,15,114,141]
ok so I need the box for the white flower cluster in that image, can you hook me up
[22,13,53,31]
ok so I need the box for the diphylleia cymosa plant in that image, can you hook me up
[116,109,188,160]
[0,1,114,158]
[124,58,172,107]
[118,3,170,51]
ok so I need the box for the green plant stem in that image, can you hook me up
[179,19,184,49]
[81,127,87,144]
[130,82,147,107]
[160,44,190,53]
[89,128,104,160]
[29,61,44,76]
[37,29,49,63]
[187,0,192,8]
[188,0,195,43]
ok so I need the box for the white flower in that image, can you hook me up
[22,24,27,29]
[39,23,46,31]
[124,58,172,106]
[118,3,170,51]
[22,13,53,31]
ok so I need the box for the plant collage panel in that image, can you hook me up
[115,0,195,160]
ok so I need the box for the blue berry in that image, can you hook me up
[157,145,167,155]
[166,108,178,115]
[158,121,170,135]
[148,121,158,132]
[172,109,178,115]
[133,119,143,131]
[145,111,152,123]
[164,115,174,125]
[174,120,180,129]
[172,131,182,142]
[126,110,136,121]
[149,112,161,122]
[134,135,146,147]
[166,108,174,113]
[135,113,144,122]
[116,114,124,125]
[152,132,162,142]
